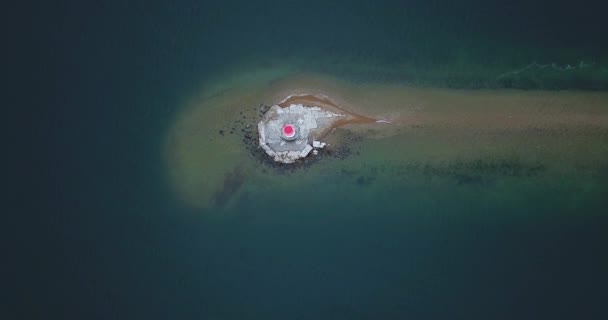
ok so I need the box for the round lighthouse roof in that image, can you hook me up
[281,124,297,140]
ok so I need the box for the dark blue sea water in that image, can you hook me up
[10,1,608,319]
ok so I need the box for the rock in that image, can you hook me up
[312,140,326,148]
[300,144,313,157]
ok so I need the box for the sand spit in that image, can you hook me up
[164,72,608,209]
[278,94,376,126]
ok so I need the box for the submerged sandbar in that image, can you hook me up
[164,72,608,209]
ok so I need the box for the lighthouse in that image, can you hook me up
[257,102,338,164]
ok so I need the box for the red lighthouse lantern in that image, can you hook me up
[281,124,297,140]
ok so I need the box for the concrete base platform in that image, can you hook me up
[258,103,339,163]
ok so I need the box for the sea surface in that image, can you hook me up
[11,1,608,319]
